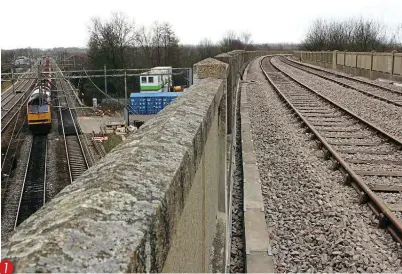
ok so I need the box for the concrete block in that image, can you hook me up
[242,151,257,165]
[246,251,275,273]
[243,163,260,184]
[241,130,253,146]
[241,111,250,122]
[244,209,270,252]
[241,120,251,131]
[244,182,264,209]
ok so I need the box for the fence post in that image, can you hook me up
[391,50,397,80]
[355,52,358,68]
[333,50,338,70]
[370,50,375,80]
[343,50,347,73]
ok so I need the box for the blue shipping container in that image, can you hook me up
[129,92,183,114]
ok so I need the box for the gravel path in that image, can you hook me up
[229,81,246,273]
[272,57,402,141]
[244,56,402,272]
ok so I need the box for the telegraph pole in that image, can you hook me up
[11,68,15,94]
[38,63,42,106]
[104,65,107,94]
[124,69,129,126]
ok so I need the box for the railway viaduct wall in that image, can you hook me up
[1,50,285,273]
[292,50,402,83]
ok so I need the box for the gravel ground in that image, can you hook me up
[272,57,402,140]
[229,78,246,273]
[245,56,402,272]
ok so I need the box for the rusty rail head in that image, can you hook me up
[259,55,402,244]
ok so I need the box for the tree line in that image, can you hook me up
[302,18,402,52]
[6,14,400,105]
[78,12,298,104]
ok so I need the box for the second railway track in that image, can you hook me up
[56,75,91,182]
[261,56,402,244]
[280,57,402,107]
[15,135,47,227]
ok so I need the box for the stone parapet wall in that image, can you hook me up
[2,74,227,272]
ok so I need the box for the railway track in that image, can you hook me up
[261,56,402,244]
[92,135,107,158]
[280,57,402,107]
[1,69,37,112]
[15,135,47,227]
[56,77,90,182]
[1,113,27,177]
[1,81,34,133]
[1,68,34,100]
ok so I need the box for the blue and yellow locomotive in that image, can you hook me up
[26,56,52,133]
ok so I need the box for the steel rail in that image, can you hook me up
[280,57,402,107]
[60,79,90,170]
[55,74,89,182]
[56,83,73,184]
[260,56,402,244]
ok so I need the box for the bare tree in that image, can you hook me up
[302,17,399,51]
[197,38,214,59]
[240,31,252,50]
[87,12,135,69]
[219,30,244,52]
[135,25,153,67]
[160,22,179,66]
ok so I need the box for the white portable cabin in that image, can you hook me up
[139,66,172,92]
[151,66,172,85]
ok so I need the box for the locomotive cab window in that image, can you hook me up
[148,77,154,83]
[141,77,147,83]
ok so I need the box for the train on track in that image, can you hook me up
[26,56,53,133]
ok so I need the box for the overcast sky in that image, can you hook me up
[1,0,401,49]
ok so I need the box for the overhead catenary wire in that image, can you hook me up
[81,67,138,115]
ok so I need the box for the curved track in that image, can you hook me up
[280,57,402,107]
[261,56,402,244]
